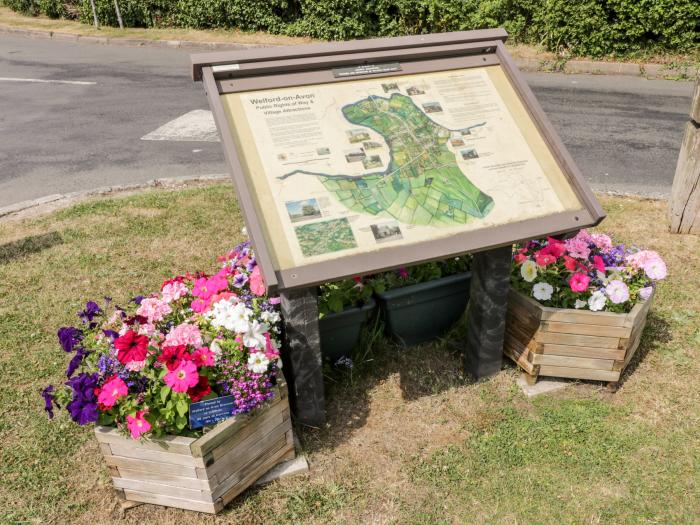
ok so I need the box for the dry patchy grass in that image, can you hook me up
[1,190,699,524]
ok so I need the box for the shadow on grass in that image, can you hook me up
[299,311,474,454]
[0,231,62,265]
[618,311,672,386]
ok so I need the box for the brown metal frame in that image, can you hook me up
[193,30,605,292]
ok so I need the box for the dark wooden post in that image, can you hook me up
[280,287,326,427]
[464,246,511,378]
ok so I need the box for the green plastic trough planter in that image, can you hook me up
[375,272,471,346]
[319,299,376,363]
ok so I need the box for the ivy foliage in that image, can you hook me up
[2,0,698,57]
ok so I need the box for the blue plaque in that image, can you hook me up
[189,395,237,429]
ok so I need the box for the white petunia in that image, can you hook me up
[260,310,281,325]
[574,299,587,309]
[208,299,252,333]
[247,352,270,374]
[588,290,607,312]
[243,320,268,349]
[520,260,538,283]
[532,282,553,301]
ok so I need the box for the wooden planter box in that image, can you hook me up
[504,289,654,387]
[95,384,294,514]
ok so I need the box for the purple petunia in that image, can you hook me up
[66,347,90,378]
[65,373,100,425]
[41,385,56,419]
[57,327,83,353]
[78,301,101,325]
[233,273,249,288]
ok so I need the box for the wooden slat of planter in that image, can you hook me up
[209,399,290,462]
[190,384,286,458]
[540,344,625,360]
[113,477,214,503]
[508,290,543,319]
[507,297,542,326]
[511,290,627,326]
[115,468,212,490]
[104,455,199,478]
[218,433,295,506]
[505,318,539,348]
[531,354,615,370]
[538,366,620,381]
[122,488,218,514]
[107,441,202,467]
[540,308,627,326]
[503,337,537,374]
[536,331,620,349]
[95,426,194,455]
[205,418,291,480]
[541,321,631,339]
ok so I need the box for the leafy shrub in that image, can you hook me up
[3,0,698,57]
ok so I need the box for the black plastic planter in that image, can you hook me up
[319,299,376,363]
[375,272,471,346]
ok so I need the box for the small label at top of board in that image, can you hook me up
[333,62,402,78]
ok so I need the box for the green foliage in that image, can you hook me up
[3,0,699,58]
[368,254,472,292]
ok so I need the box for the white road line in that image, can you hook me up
[0,77,97,85]
[141,109,220,142]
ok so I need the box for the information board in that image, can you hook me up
[193,30,604,291]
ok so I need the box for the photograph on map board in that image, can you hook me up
[221,65,583,270]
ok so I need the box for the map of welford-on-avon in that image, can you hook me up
[279,93,494,227]
[231,67,576,264]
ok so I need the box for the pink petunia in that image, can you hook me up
[161,281,189,303]
[569,272,591,293]
[190,297,211,314]
[192,347,215,367]
[126,410,151,440]
[164,360,199,393]
[164,323,203,348]
[97,376,128,408]
[136,297,172,324]
[605,280,630,304]
[590,233,613,251]
[249,266,266,296]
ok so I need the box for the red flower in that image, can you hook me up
[563,255,578,271]
[546,237,567,257]
[352,276,362,284]
[593,255,605,272]
[514,253,527,264]
[188,376,211,403]
[535,251,557,266]
[157,345,192,371]
[114,330,148,364]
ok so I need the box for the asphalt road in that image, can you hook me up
[0,35,694,207]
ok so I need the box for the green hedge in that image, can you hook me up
[3,0,699,57]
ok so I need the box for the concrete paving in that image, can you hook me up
[0,34,695,207]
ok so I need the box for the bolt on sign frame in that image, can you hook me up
[192,29,604,294]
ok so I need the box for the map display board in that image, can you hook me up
[221,65,583,272]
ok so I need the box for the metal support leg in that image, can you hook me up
[464,246,511,378]
[280,287,326,427]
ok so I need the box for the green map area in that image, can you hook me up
[280,93,494,227]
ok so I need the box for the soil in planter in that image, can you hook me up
[319,299,376,363]
[376,272,471,346]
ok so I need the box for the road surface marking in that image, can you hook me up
[0,77,97,85]
[141,109,220,142]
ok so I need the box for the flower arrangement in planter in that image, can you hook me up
[369,256,472,346]
[41,242,294,513]
[506,230,667,386]
[318,277,377,364]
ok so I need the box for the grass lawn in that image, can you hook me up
[1,185,699,524]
